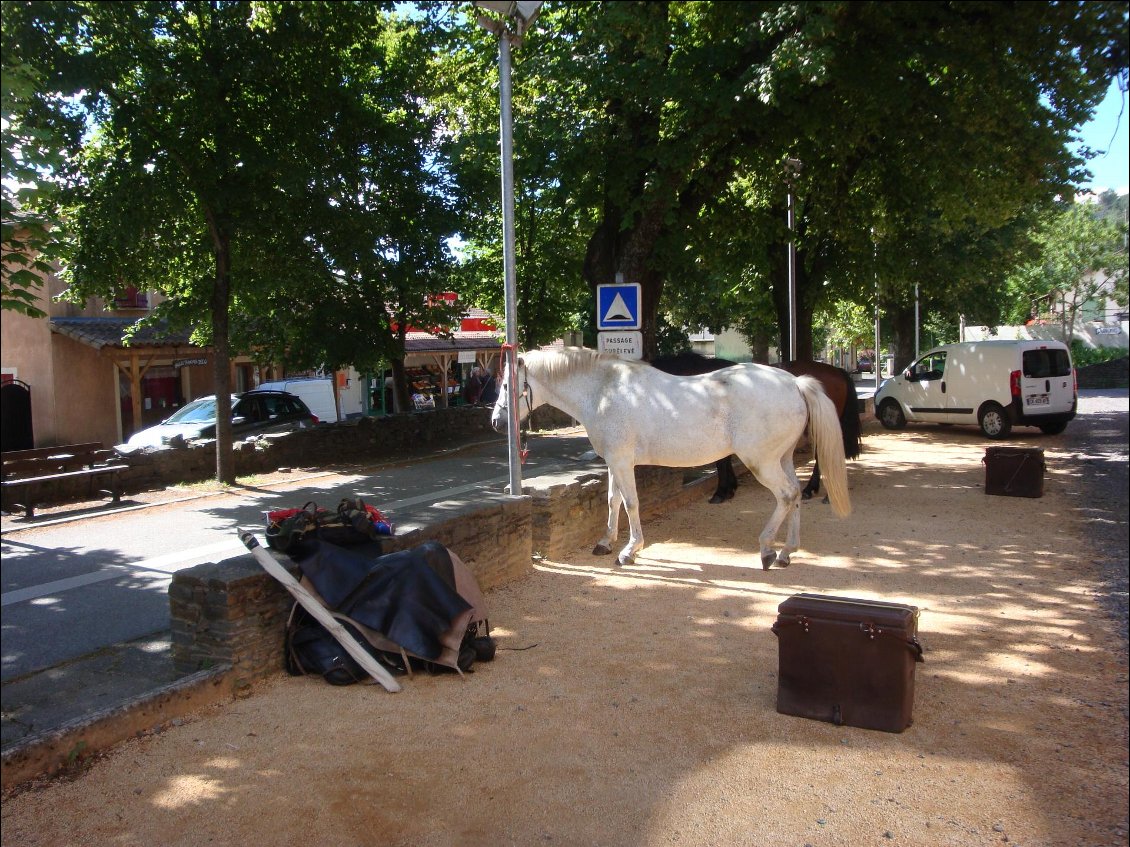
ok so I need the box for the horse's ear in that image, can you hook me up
[516,356,525,368]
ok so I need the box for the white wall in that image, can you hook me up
[964,320,1129,349]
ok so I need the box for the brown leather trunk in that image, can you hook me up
[983,446,1045,498]
[772,594,924,733]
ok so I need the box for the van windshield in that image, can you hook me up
[1022,349,1071,379]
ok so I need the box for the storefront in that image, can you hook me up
[364,331,503,415]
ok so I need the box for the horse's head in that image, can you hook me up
[491,354,533,434]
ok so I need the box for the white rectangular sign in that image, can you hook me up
[597,330,643,359]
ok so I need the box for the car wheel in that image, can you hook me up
[978,402,1012,439]
[878,399,906,430]
[1039,421,1068,435]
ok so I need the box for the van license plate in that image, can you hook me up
[1025,395,1049,406]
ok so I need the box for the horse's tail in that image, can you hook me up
[797,376,852,518]
[838,371,863,460]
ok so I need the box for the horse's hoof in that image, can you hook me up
[592,544,612,556]
[821,495,830,505]
[761,552,777,570]
[776,555,791,568]
[801,490,814,501]
[708,494,725,504]
[617,554,635,566]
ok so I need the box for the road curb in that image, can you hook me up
[1,664,234,791]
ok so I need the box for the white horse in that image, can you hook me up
[491,348,851,568]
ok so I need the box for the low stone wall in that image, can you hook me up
[3,406,499,512]
[169,462,736,686]
[170,493,533,682]
[1077,356,1129,389]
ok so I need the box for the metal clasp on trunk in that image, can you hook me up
[860,622,882,639]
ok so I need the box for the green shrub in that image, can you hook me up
[1070,342,1128,367]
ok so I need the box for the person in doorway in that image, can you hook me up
[478,368,500,406]
[463,366,486,405]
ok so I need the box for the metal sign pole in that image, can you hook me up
[498,30,523,497]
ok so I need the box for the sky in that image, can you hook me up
[1073,79,1129,195]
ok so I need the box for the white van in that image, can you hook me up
[250,378,339,423]
[874,340,1076,439]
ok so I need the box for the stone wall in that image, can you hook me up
[1076,356,1129,389]
[3,406,500,512]
[169,462,736,685]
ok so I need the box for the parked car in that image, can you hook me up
[874,339,1076,439]
[122,391,318,449]
[855,356,873,374]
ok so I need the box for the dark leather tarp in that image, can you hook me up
[288,540,485,667]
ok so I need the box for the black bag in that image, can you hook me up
[266,497,392,553]
[284,604,407,685]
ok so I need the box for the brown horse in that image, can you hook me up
[650,353,862,502]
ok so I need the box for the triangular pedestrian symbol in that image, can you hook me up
[603,292,633,323]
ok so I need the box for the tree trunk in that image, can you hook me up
[210,233,235,484]
[769,243,816,362]
[749,327,772,364]
[885,300,918,374]
[390,356,410,414]
[583,216,666,359]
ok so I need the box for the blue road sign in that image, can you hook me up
[596,283,641,330]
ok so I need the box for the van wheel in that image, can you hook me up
[1039,422,1068,435]
[979,402,1012,439]
[878,399,906,430]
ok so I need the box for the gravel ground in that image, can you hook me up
[1053,390,1129,651]
[1,391,1126,847]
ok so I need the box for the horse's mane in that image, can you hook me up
[524,347,635,381]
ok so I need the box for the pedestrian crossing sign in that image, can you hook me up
[596,283,641,330]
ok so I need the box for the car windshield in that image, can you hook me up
[163,396,217,424]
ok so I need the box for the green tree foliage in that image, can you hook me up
[435,1,1126,363]
[1,59,70,317]
[1005,198,1129,344]
[3,1,454,481]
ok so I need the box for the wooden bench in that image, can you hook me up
[1,442,128,519]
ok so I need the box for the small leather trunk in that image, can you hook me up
[983,446,1045,498]
[772,593,924,733]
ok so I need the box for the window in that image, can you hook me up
[911,352,946,381]
[113,286,149,309]
[1022,349,1071,379]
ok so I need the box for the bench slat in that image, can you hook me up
[1,442,104,464]
[2,463,125,519]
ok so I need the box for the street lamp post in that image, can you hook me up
[475,1,542,497]
[785,158,802,363]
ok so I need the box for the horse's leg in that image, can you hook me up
[609,461,645,565]
[592,468,624,557]
[593,458,643,565]
[744,456,802,569]
[710,456,738,504]
[801,459,821,500]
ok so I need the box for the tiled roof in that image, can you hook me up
[50,317,503,356]
[49,317,197,350]
[404,331,502,353]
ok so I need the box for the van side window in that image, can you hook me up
[1023,349,1070,378]
[911,352,946,381]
